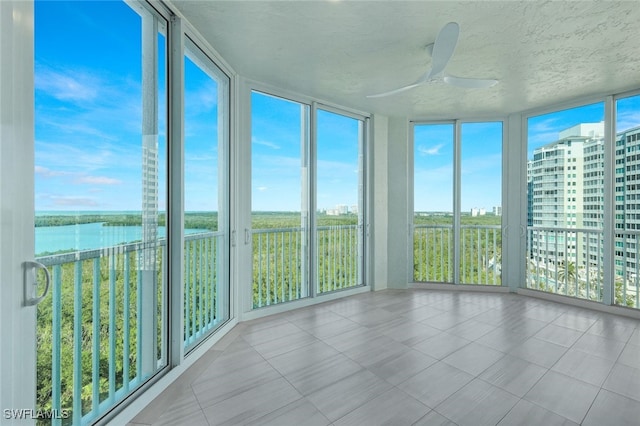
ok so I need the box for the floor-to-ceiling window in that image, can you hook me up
[315,108,365,293]
[413,121,502,285]
[183,37,230,350]
[526,102,605,302]
[251,91,310,308]
[413,124,454,282]
[614,93,640,309]
[250,92,368,308]
[460,122,503,285]
[35,1,168,422]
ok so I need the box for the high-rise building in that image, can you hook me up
[615,126,640,281]
[528,123,640,288]
[528,123,603,267]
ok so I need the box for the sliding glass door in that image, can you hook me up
[413,121,503,285]
[315,108,365,293]
[526,103,605,301]
[251,91,310,308]
[460,122,503,285]
[413,124,454,282]
[183,38,230,350]
[35,2,168,422]
[613,94,640,308]
[250,93,367,308]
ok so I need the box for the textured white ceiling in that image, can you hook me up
[171,1,640,119]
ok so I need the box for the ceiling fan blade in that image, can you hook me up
[366,69,431,98]
[443,75,498,89]
[429,22,459,78]
[366,82,423,98]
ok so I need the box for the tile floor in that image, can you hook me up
[128,289,640,426]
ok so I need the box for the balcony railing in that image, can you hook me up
[615,230,640,309]
[413,224,502,285]
[414,225,453,282]
[316,225,361,293]
[460,225,502,285]
[35,231,223,425]
[252,227,306,308]
[526,226,604,302]
[183,232,226,349]
[252,225,362,308]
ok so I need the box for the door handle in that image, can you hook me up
[23,260,50,306]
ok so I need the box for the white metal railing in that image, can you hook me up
[612,230,640,309]
[526,226,604,302]
[316,225,361,293]
[183,232,226,349]
[460,225,502,285]
[252,227,305,308]
[413,225,453,282]
[251,225,362,308]
[35,231,223,425]
[413,224,502,285]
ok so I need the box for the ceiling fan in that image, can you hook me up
[367,22,498,98]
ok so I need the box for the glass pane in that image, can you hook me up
[183,39,230,350]
[413,124,454,282]
[614,94,640,309]
[251,91,309,308]
[316,109,363,293]
[526,103,604,301]
[460,122,502,285]
[35,1,167,422]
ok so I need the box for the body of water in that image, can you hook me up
[36,222,203,255]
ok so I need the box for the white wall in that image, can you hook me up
[502,114,526,291]
[372,114,410,290]
[0,1,37,422]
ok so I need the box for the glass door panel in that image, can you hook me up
[183,38,230,351]
[526,103,605,301]
[413,124,454,282]
[251,91,309,308]
[316,109,364,293]
[35,2,167,422]
[460,122,503,285]
[614,94,640,309]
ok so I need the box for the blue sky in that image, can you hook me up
[414,94,640,214]
[35,1,168,211]
[527,103,604,159]
[414,122,503,212]
[251,92,361,212]
[34,1,640,214]
[184,44,224,213]
[35,1,360,213]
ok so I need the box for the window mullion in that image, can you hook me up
[603,95,615,305]
[308,102,317,298]
[453,120,462,284]
[168,14,185,368]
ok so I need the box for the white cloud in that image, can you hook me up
[48,195,99,207]
[35,165,123,185]
[617,110,640,133]
[418,143,445,156]
[35,165,70,178]
[35,67,99,103]
[252,137,281,150]
[76,175,122,185]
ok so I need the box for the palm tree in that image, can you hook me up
[556,261,576,293]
